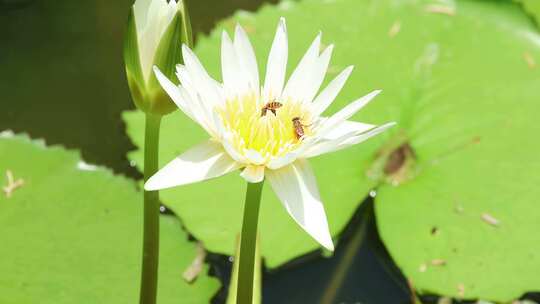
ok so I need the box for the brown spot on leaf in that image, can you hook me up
[457,283,465,298]
[430,259,446,266]
[524,51,536,69]
[182,243,206,283]
[388,20,401,38]
[425,4,456,16]
[2,170,25,199]
[481,213,500,227]
[384,143,415,174]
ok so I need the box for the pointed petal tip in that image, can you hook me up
[278,17,287,30]
[234,22,243,32]
[143,178,160,192]
[181,43,193,56]
[385,121,398,128]
[363,89,383,100]
[323,240,335,252]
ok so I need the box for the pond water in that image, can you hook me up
[0,0,410,302]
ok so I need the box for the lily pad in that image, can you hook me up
[0,132,219,303]
[332,0,539,302]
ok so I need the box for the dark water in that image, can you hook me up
[0,0,410,303]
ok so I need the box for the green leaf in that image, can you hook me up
[0,132,220,303]
[337,0,539,302]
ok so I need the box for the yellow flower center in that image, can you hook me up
[217,93,313,161]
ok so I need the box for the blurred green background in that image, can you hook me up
[1,0,539,303]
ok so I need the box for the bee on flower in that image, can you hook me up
[145,18,395,250]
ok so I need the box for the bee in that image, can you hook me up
[292,117,309,139]
[261,100,283,116]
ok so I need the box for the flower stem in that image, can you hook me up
[139,113,162,304]
[237,181,264,304]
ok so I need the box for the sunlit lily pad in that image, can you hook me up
[335,0,538,301]
[0,132,219,303]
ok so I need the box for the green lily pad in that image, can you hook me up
[0,132,219,303]
[337,0,538,302]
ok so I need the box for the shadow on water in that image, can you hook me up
[1,1,410,303]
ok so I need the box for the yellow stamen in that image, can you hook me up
[216,94,313,162]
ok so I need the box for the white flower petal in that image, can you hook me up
[234,24,260,94]
[303,44,334,104]
[266,159,334,251]
[182,44,224,108]
[135,0,178,81]
[154,66,217,137]
[144,140,241,191]
[304,122,396,158]
[315,90,382,139]
[221,137,248,163]
[282,33,321,102]
[263,17,288,99]
[340,122,396,146]
[321,120,375,141]
[133,0,152,34]
[311,66,354,116]
[245,149,265,165]
[266,152,298,170]
[240,165,265,183]
[221,31,248,97]
[153,66,193,117]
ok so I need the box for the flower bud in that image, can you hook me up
[124,0,192,115]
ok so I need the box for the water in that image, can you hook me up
[0,1,410,303]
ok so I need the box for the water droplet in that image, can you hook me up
[129,160,136,167]
[159,206,166,213]
[228,256,234,263]
[369,190,377,197]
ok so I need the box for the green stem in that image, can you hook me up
[237,181,264,304]
[139,114,162,304]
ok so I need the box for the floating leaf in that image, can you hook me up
[0,133,220,303]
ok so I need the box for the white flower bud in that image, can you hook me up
[124,0,192,115]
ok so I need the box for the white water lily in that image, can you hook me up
[145,18,395,250]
